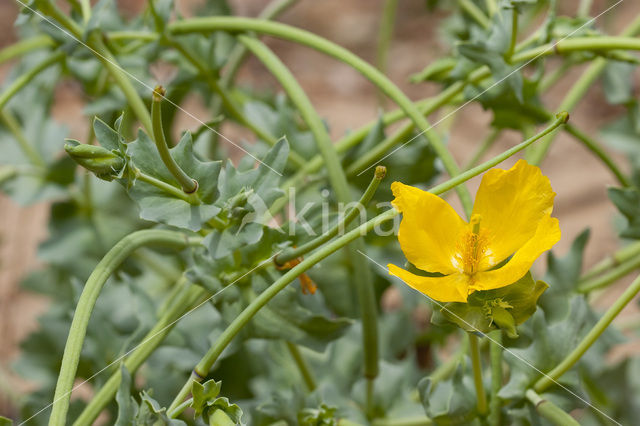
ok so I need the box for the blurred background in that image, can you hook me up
[1,0,639,418]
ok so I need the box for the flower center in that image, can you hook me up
[456,214,487,276]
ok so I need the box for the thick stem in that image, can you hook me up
[488,331,503,426]
[286,342,316,391]
[0,35,55,65]
[506,7,518,60]
[275,166,386,265]
[372,417,433,426]
[0,51,64,110]
[239,35,380,408]
[151,86,198,194]
[48,230,202,426]
[168,17,474,213]
[525,390,580,426]
[534,273,640,392]
[72,284,208,426]
[469,334,488,416]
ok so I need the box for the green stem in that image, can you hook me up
[464,128,500,170]
[0,51,64,110]
[458,0,491,29]
[577,254,640,293]
[48,230,202,426]
[86,34,153,133]
[577,0,593,17]
[535,273,640,392]
[168,16,473,213]
[72,284,208,426]
[151,86,198,194]
[376,0,398,99]
[286,342,316,391]
[239,35,380,409]
[0,35,55,64]
[469,334,488,416]
[0,109,45,167]
[166,113,566,415]
[36,0,83,38]
[135,169,200,204]
[488,331,503,426]
[275,166,386,265]
[79,0,91,23]
[580,241,640,282]
[167,38,306,167]
[427,334,469,387]
[564,124,630,187]
[506,7,518,60]
[525,390,580,426]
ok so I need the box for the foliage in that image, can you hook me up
[2,0,640,425]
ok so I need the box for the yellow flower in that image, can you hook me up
[388,159,561,303]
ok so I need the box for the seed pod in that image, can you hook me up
[64,142,125,181]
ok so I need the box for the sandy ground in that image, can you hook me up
[1,0,640,418]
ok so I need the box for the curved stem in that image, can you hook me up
[577,253,640,293]
[135,169,200,204]
[529,14,640,164]
[0,109,45,167]
[275,166,386,265]
[488,331,503,425]
[151,86,198,194]
[0,51,64,110]
[239,35,380,408]
[286,342,316,391]
[168,16,473,213]
[0,35,55,65]
[48,230,202,426]
[525,390,580,426]
[469,334,488,416]
[534,273,640,393]
[166,115,565,415]
[72,284,208,426]
[564,124,630,187]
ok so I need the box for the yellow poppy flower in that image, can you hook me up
[388,159,561,303]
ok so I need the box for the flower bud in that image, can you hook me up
[64,141,125,181]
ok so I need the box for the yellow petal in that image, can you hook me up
[472,159,556,268]
[471,215,561,291]
[391,181,466,275]
[388,263,470,303]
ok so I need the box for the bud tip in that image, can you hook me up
[375,165,387,179]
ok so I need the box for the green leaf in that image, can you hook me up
[115,364,139,426]
[498,296,594,400]
[418,364,478,424]
[191,380,222,418]
[608,187,640,239]
[0,416,13,426]
[602,61,636,105]
[126,129,222,231]
[137,391,187,425]
[436,272,547,337]
[298,403,337,426]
